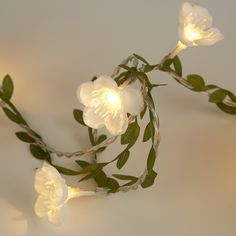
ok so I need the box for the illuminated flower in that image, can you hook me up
[77,75,143,135]
[34,162,68,225]
[34,162,96,225]
[179,2,224,47]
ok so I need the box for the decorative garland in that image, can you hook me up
[0,2,235,225]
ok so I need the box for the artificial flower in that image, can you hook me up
[77,75,143,135]
[34,162,68,225]
[179,2,224,47]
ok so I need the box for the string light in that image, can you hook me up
[77,75,143,135]
[0,2,234,227]
[34,162,95,225]
[169,2,224,59]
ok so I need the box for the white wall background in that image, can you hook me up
[0,0,235,235]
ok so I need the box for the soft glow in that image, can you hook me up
[184,24,202,42]
[77,75,143,135]
[0,199,28,235]
[178,2,224,48]
[91,88,122,118]
[106,91,121,108]
[34,162,95,225]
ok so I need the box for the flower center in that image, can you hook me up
[91,88,122,118]
[184,24,202,42]
[106,91,121,107]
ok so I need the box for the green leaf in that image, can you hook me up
[216,103,236,115]
[116,149,130,169]
[30,144,51,163]
[2,74,14,100]
[53,165,80,176]
[141,170,157,188]
[94,170,108,187]
[209,89,228,103]
[106,177,120,193]
[15,132,35,143]
[121,121,140,148]
[88,127,95,146]
[77,162,107,175]
[73,109,86,126]
[161,58,173,71]
[78,173,94,182]
[133,53,149,65]
[228,91,236,103]
[78,166,103,182]
[187,74,206,91]
[75,160,90,168]
[119,64,137,72]
[172,56,182,76]
[2,107,26,124]
[147,146,156,171]
[143,122,153,142]
[75,160,108,185]
[137,72,152,89]
[95,134,107,153]
[140,104,147,119]
[122,179,138,187]
[96,135,107,144]
[205,84,218,90]
[144,64,157,73]
[112,174,138,181]
[151,84,167,89]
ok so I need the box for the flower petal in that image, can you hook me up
[179,2,193,25]
[35,196,48,218]
[192,4,212,30]
[47,205,66,225]
[35,162,63,194]
[77,81,94,106]
[83,107,105,129]
[105,112,128,135]
[94,75,117,90]
[194,27,224,46]
[122,85,144,115]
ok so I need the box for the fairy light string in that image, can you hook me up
[0,2,235,225]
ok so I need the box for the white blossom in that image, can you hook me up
[179,2,224,47]
[34,162,68,225]
[77,75,143,135]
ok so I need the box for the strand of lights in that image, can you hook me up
[0,2,234,226]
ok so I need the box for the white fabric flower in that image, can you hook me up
[179,2,224,47]
[34,162,68,225]
[77,75,144,135]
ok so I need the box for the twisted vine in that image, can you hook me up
[0,48,235,194]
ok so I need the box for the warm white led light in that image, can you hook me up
[106,90,121,108]
[77,75,143,135]
[34,162,95,225]
[169,2,224,59]
[179,2,224,47]
[184,24,202,42]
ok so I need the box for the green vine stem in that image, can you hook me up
[0,46,235,194]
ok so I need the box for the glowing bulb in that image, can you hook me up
[106,91,121,108]
[34,162,95,225]
[178,2,224,48]
[77,75,143,135]
[184,24,202,42]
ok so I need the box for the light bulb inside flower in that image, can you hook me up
[34,162,95,225]
[179,2,224,48]
[77,75,144,135]
[106,90,121,108]
[168,2,224,59]
[184,24,203,43]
